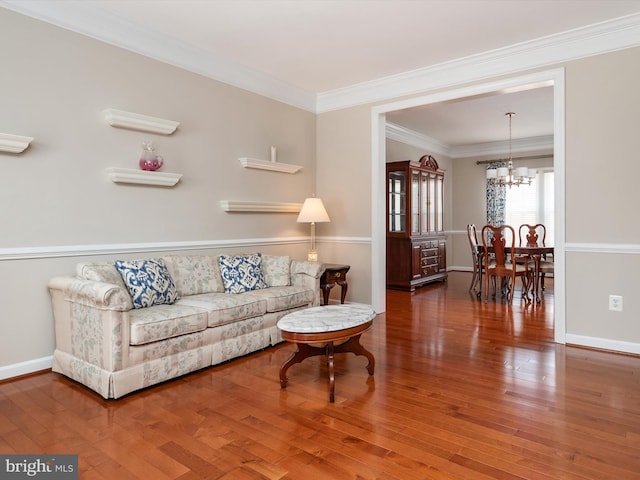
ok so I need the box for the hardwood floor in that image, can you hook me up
[2,272,640,479]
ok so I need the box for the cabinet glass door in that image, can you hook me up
[388,171,406,232]
[411,171,420,234]
[436,175,444,232]
[420,172,428,233]
[428,174,436,233]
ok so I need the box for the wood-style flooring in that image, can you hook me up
[2,272,640,479]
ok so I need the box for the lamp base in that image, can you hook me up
[307,249,318,262]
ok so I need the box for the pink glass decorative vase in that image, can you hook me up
[139,141,164,171]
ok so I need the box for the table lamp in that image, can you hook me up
[297,197,330,261]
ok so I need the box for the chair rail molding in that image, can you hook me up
[0,236,371,261]
[103,108,180,135]
[0,133,34,153]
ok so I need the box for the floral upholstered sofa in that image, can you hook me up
[48,253,323,399]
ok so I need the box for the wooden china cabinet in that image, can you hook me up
[386,155,447,291]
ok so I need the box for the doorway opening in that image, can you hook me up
[371,69,566,344]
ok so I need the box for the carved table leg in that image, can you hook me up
[326,342,335,402]
[338,280,348,304]
[280,343,322,388]
[332,334,375,375]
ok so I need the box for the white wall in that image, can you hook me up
[0,9,317,375]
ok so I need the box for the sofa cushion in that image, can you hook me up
[128,303,208,345]
[162,255,224,296]
[262,255,291,287]
[218,253,267,294]
[115,258,179,309]
[177,293,267,327]
[77,262,128,289]
[243,285,314,313]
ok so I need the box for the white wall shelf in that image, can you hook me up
[220,201,302,213]
[238,157,302,174]
[106,167,182,187]
[0,133,34,153]
[103,108,179,135]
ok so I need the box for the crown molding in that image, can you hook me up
[2,2,638,114]
[317,13,640,113]
[0,0,317,112]
[385,123,451,156]
[386,122,553,158]
[449,135,554,158]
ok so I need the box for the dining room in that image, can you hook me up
[384,81,556,308]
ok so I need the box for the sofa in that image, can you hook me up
[48,253,324,399]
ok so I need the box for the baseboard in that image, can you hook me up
[448,266,473,272]
[565,334,640,356]
[0,356,52,381]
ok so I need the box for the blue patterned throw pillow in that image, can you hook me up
[114,258,179,308]
[218,253,267,294]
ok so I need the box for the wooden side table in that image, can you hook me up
[320,263,350,305]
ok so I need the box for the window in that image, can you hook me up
[505,169,554,245]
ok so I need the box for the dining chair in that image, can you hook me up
[481,224,531,304]
[518,223,554,291]
[466,224,482,294]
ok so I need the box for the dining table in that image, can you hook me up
[477,244,554,303]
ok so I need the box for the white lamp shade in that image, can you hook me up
[297,197,330,223]
[515,167,529,178]
[486,169,497,179]
[497,167,509,178]
[528,168,537,178]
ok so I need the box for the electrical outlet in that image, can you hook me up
[609,295,623,312]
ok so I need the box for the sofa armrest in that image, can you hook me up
[48,276,132,311]
[48,276,131,372]
[290,260,325,306]
[290,260,325,278]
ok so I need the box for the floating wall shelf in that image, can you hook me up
[103,108,180,135]
[220,201,302,213]
[106,167,182,187]
[238,157,302,174]
[0,133,34,153]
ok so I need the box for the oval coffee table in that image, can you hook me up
[277,303,376,402]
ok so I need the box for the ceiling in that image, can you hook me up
[3,0,640,151]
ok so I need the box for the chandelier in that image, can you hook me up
[486,112,536,187]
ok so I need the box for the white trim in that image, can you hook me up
[0,236,369,261]
[450,135,554,159]
[566,334,640,356]
[449,266,474,273]
[0,356,52,381]
[386,122,554,158]
[0,133,34,153]
[318,236,371,245]
[386,122,451,157]
[1,1,638,114]
[0,0,316,112]
[319,14,640,112]
[565,243,640,254]
[372,68,567,343]
[371,110,387,313]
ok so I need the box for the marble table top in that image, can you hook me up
[277,303,376,333]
